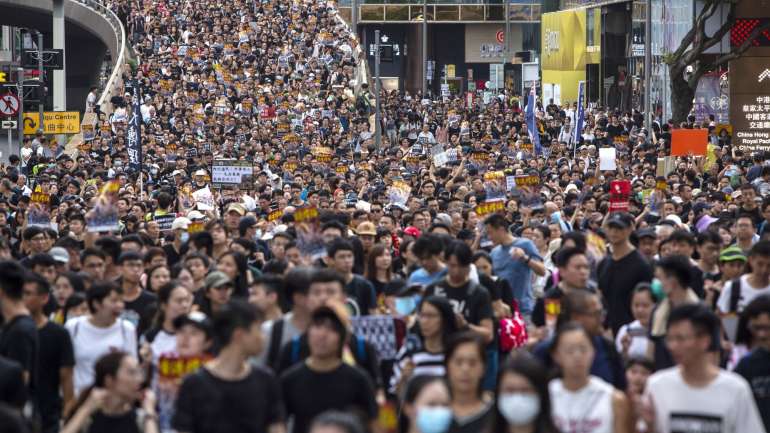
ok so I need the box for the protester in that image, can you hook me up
[644,304,765,433]
[280,305,378,433]
[444,333,492,433]
[491,354,559,433]
[67,282,137,396]
[399,375,452,433]
[733,295,770,431]
[61,351,158,433]
[549,322,632,433]
[390,296,458,395]
[23,272,75,433]
[172,300,284,433]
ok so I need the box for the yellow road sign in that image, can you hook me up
[23,111,81,135]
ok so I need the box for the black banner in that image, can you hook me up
[127,79,142,172]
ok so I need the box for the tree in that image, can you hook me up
[666,0,770,123]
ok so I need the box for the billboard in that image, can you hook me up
[730,42,770,152]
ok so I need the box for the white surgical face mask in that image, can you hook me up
[498,392,540,426]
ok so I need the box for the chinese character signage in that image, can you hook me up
[731,56,770,153]
[211,159,254,190]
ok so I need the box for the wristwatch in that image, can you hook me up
[523,255,531,264]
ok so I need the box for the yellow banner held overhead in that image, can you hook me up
[23,111,81,135]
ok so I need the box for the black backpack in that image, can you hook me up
[729,277,743,313]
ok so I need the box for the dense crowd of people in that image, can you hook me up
[2,0,770,433]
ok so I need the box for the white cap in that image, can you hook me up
[171,217,191,231]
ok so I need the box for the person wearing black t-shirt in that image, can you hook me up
[117,252,157,336]
[0,261,38,395]
[23,272,75,433]
[173,300,285,433]
[275,269,382,388]
[425,242,494,344]
[326,239,376,316]
[597,213,653,335]
[0,356,25,410]
[281,306,378,433]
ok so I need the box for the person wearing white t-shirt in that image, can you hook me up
[616,285,655,360]
[644,304,765,433]
[549,322,632,433]
[66,282,137,397]
[717,240,770,314]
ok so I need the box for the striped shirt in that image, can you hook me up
[389,334,445,394]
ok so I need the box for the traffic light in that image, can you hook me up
[0,72,6,83]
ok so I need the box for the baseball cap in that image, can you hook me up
[187,210,205,221]
[719,246,747,263]
[635,227,656,240]
[403,226,421,238]
[194,169,207,176]
[606,212,634,229]
[226,203,246,216]
[173,311,213,336]
[356,221,377,236]
[49,247,70,264]
[172,169,185,177]
[204,271,232,290]
[171,217,191,231]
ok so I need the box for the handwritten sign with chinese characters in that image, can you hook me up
[211,159,254,190]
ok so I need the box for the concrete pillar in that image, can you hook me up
[53,0,66,111]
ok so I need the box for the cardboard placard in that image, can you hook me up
[294,206,319,223]
[268,209,283,222]
[475,200,505,216]
[599,148,617,171]
[514,175,540,187]
[154,214,176,233]
[609,180,631,213]
[671,129,708,156]
[211,159,254,190]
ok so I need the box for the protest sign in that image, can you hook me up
[388,181,411,207]
[28,192,52,228]
[211,159,254,189]
[609,180,631,213]
[154,214,176,233]
[514,175,540,187]
[192,187,215,211]
[671,129,708,156]
[475,200,505,216]
[599,148,617,171]
[294,206,320,223]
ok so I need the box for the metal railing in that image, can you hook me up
[73,0,126,118]
[334,10,373,94]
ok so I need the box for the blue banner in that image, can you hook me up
[526,81,541,156]
[573,81,585,147]
[127,79,142,172]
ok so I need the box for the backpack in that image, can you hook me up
[729,277,743,313]
[266,318,285,371]
[499,299,528,352]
